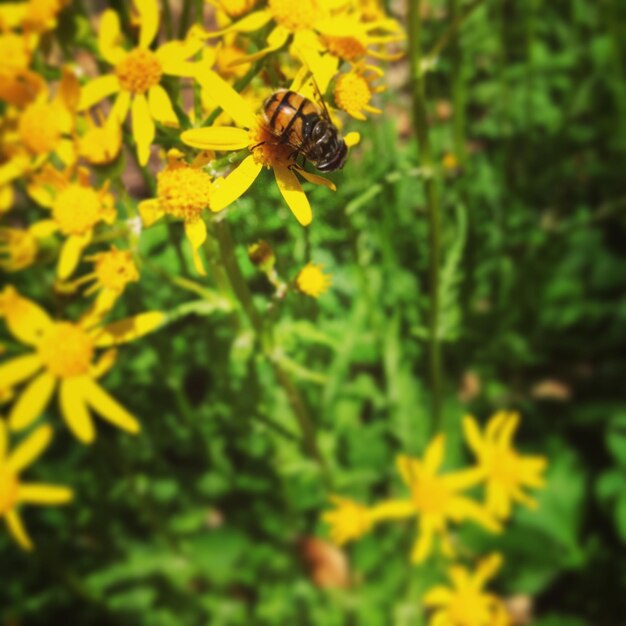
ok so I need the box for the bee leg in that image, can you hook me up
[250,141,266,151]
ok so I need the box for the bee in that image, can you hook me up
[262,89,348,173]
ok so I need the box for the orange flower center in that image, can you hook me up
[52,184,107,235]
[157,164,212,221]
[115,48,163,94]
[268,0,322,31]
[18,101,63,154]
[323,35,367,61]
[249,120,294,168]
[0,467,19,515]
[334,72,372,117]
[37,322,94,378]
[93,249,139,293]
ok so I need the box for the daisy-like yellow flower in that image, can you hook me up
[0,422,73,551]
[370,435,500,563]
[0,31,44,106]
[0,0,69,33]
[78,0,203,166]
[0,286,164,444]
[322,496,374,545]
[26,164,116,279]
[206,0,259,20]
[0,222,53,272]
[333,63,385,121]
[423,554,511,626]
[296,262,332,297]
[77,110,122,166]
[138,149,213,276]
[463,412,547,520]
[182,73,342,227]
[60,247,140,320]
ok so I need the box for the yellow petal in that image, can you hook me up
[111,90,131,122]
[184,219,207,276]
[181,126,250,151]
[369,499,416,522]
[0,354,42,388]
[396,454,419,487]
[411,518,435,563]
[273,165,312,226]
[205,9,272,37]
[344,131,360,148]
[291,30,338,93]
[0,421,6,462]
[98,10,126,65]
[5,511,33,551]
[18,483,73,505]
[423,434,445,474]
[194,70,256,129]
[7,424,53,473]
[132,94,155,166]
[138,199,165,227]
[210,154,262,212]
[157,39,203,76]
[94,311,165,347]
[78,75,121,111]
[90,349,118,379]
[135,0,160,49]
[56,138,77,166]
[29,219,58,239]
[59,377,95,444]
[422,586,453,607]
[8,372,56,432]
[148,85,179,127]
[82,378,140,434]
[0,288,52,345]
[296,167,336,191]
[229,25,289,66]
[474,553,503,587]
[462,415,484,457]
[57,232,92,280]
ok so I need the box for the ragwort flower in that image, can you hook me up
[0,422,73,551]
[0,0,69,33]
[181,73,339,227]
[322,496,375,545]
[0,286,164,444]
[370,435,500,563]
[423,554,511,626]
[463,412,547,520]
[0,221,53,272]
[333,64,385,120]
[296,262,331,298]
[78,0,203,165]
[0,31,44,106]
[139,149,213,276]
[27,165,116,279]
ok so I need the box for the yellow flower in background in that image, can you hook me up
[423,554,511,626]
[0,286,164,444]
[296,262,332,297]
[139,149,213,276]
[0,222,52,272]
[334,64,385,121]
[463,412,547,520]
[0,0,69,33]
[181,73,340,227]
[26,165,116,279]
[78,0,203,166]
[322,496,375,545]
[206,0,259,20]
[372,435,500,563]
[78,110,122,165]
[0,31,44,107]
[0,422,73,551]
[60,247,140,320]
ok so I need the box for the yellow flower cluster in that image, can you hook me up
[323,411,547,626]
[0,0,402,550]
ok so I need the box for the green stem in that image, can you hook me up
[178,0,193,38]
[409,0,443,432]
[449,0,467,165]
[211,217,329,479]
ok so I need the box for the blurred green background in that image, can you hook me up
[2,0,626,624]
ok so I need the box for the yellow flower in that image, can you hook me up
[423,554,511,626]
[206,0,259,20]
[78,110,122,165]
[463,412,547,520]
[0,0,69,33]
[26,165,117,279]
[333,64,385,121]
[138,149,213,276]
[0,223,45,272]
[371,435,500,563]
[0,422,73,551]
[0,286,164,444]
[0,31,44,106]
[61,247,140,320]
[322,496,374,544]
[78,0,203,166]
[442,153,459,171]
[296,262,331,297]
[181,72,339,227]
